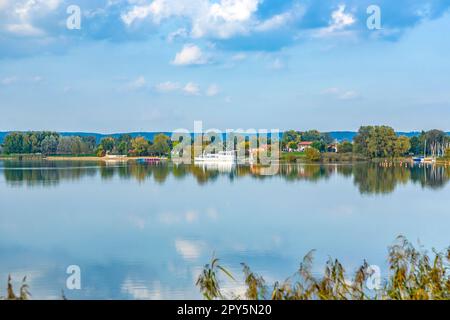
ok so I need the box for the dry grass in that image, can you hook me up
[197,236,450,300]
[0,275,30,300]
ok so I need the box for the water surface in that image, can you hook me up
[0,160,449,299]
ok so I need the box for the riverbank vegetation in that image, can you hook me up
[282,126,450,163]
[1,127,449,163]
[0,131,172,158]
[197,236,450,300]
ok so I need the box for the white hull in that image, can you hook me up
[194,152,237,164]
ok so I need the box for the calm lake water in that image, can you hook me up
[0,160,449,299]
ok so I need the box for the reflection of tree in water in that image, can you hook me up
[352,164,411,195]
[2,160,97,187]
[2,160,449,194]
[410,165,450,190]
[352,163,450,195]
[278,164,333,183]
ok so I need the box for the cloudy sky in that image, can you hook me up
[0,0,450,133]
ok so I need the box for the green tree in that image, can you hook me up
[99,137,116,154]
[311,141,326,152]
[409,136,423,155]
[394,136,411,157]
[353,126,373,155]
[422,129,449,156]
[353,126,398,158]
[41,136,59,155]
[338,141,353,153]
[2,132,25,154]
[282,130,300,150]
[116,134,132,155]
[444,148,450,159]
[82,136,97,153]
[150,134,171,156]
[131,136,150,156]
[305,147,321,162]
[287,141,298,151]
[96,145,106,157]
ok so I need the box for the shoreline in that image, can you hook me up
[44,156,167,162]
[0,155,167,162]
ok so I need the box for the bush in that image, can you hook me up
[445,148,450,159]
[305,148,321,162]
[285,154,298,163]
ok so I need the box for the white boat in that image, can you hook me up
[194,151,237,163]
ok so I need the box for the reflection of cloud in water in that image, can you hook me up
[121,279,163,300]
[158,208,219,225]
[127,213,147,230]
[175,239,204,261]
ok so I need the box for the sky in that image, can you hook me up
[0,0,450,133]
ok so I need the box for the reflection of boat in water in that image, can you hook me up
[413,157,436,164]
[194,151,237,164]
[136,158,162,164]
[196,162,235,173]
[103,155,128,164]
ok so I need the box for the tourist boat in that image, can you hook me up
[194,151,237,163]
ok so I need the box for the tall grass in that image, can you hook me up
[0,275,30,300]
[2,236,448,300]
[196,236,450,300]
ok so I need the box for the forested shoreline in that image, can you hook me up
[1,126,449,160]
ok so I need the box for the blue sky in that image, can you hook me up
[0,0,450,133]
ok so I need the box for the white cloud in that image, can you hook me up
[167,28,188,42]
[330,4,355,30]
[2,0,61,36]
[155,81,219,96]
[315,4,356,37]
[172,44,208,66]
[269,58,284,70]
[255,3,305,32]
[192,0,260,38]
[5,23,44,36]
[322,87,340,95]
[206,84,219,96]
[231,53,246,61]
[155,81,180,92]
[31,75,43,82]
[1,76,18,85]
[183,82,200,95]
[127,76,147,89]
[121,3,154,26]
[322,87,359,100]
[339,90,359,100]
[121,0,262,39]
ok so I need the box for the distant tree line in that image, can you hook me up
[2,127,449,159]
[0,132,172,157]
[354,126,450,158]
[282,126,450,159]
[282,130,334,152]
